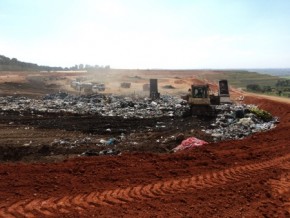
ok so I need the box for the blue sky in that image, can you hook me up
[1,0,290,68]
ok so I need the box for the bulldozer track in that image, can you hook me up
[270,163,290,213]
[270,173,290,196]
[0,154,289,218]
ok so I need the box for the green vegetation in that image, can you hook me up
[246,84,272,93]
[245,78,290,97]
[0,54,110,72]
[249,107,273,122]
[198,70,290,98]
[0,55,63,71]
[1,55,40,71]
[274,79,290,97]
[200,70,279,89]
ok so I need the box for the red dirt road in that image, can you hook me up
[0,94,289,218]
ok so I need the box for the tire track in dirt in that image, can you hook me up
[269,161,290,213]
[0,154,289,218]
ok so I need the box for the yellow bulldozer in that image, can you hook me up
[183,80,230,116]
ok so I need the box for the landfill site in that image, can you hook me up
[0,70,289,218]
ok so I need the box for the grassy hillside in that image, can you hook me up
[197,70,280,89]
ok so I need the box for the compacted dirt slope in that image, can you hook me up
[0,94,289,218]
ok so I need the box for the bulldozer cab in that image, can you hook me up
[188,85,211,105]
[187,84,216,116]
[191,85,208,98]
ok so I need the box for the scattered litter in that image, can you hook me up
[120,133,126,141]
[51,137,94,147]
[99,138,116,146]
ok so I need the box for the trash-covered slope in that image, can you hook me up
[205,104,279,141]
[0,93,189,118]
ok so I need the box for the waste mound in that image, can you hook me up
[205,104,278,141]
[0,93,190,118]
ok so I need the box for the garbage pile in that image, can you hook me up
[0,93,189,118]
[205,104,278,141]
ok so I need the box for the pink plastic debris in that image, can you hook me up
[173,137,208,152]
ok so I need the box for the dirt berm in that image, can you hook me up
[0,94,289,217]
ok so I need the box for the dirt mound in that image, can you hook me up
[173,77,206,86]
[190,78,207,85]
[173,79,186,84]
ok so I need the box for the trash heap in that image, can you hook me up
[205,104,278,141]
[0,93,189,118]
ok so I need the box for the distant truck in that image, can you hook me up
[71,80,82,91]
[81,83,93,93]
[120,82,131,88]
[70,80,93,93]
[92,83,105,92]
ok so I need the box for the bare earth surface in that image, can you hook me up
[0,71,289,217]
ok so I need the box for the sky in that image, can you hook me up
[0,0,290,69]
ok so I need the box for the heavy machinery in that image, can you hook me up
[183,80,231,116]
[218,80,231,104]
[149,79,160,100]
[185,84,217,116]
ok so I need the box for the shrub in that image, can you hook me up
[249,107,273,122]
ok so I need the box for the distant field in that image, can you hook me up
[248,68,290,76]
[196,70,280,89]
[0,69,283,97]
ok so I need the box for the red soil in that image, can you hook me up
[0,94,289,217]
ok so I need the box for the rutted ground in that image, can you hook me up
[0,154,289,218]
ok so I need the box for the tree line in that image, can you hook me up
[246,79,290,96]
[0,55,110,72]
